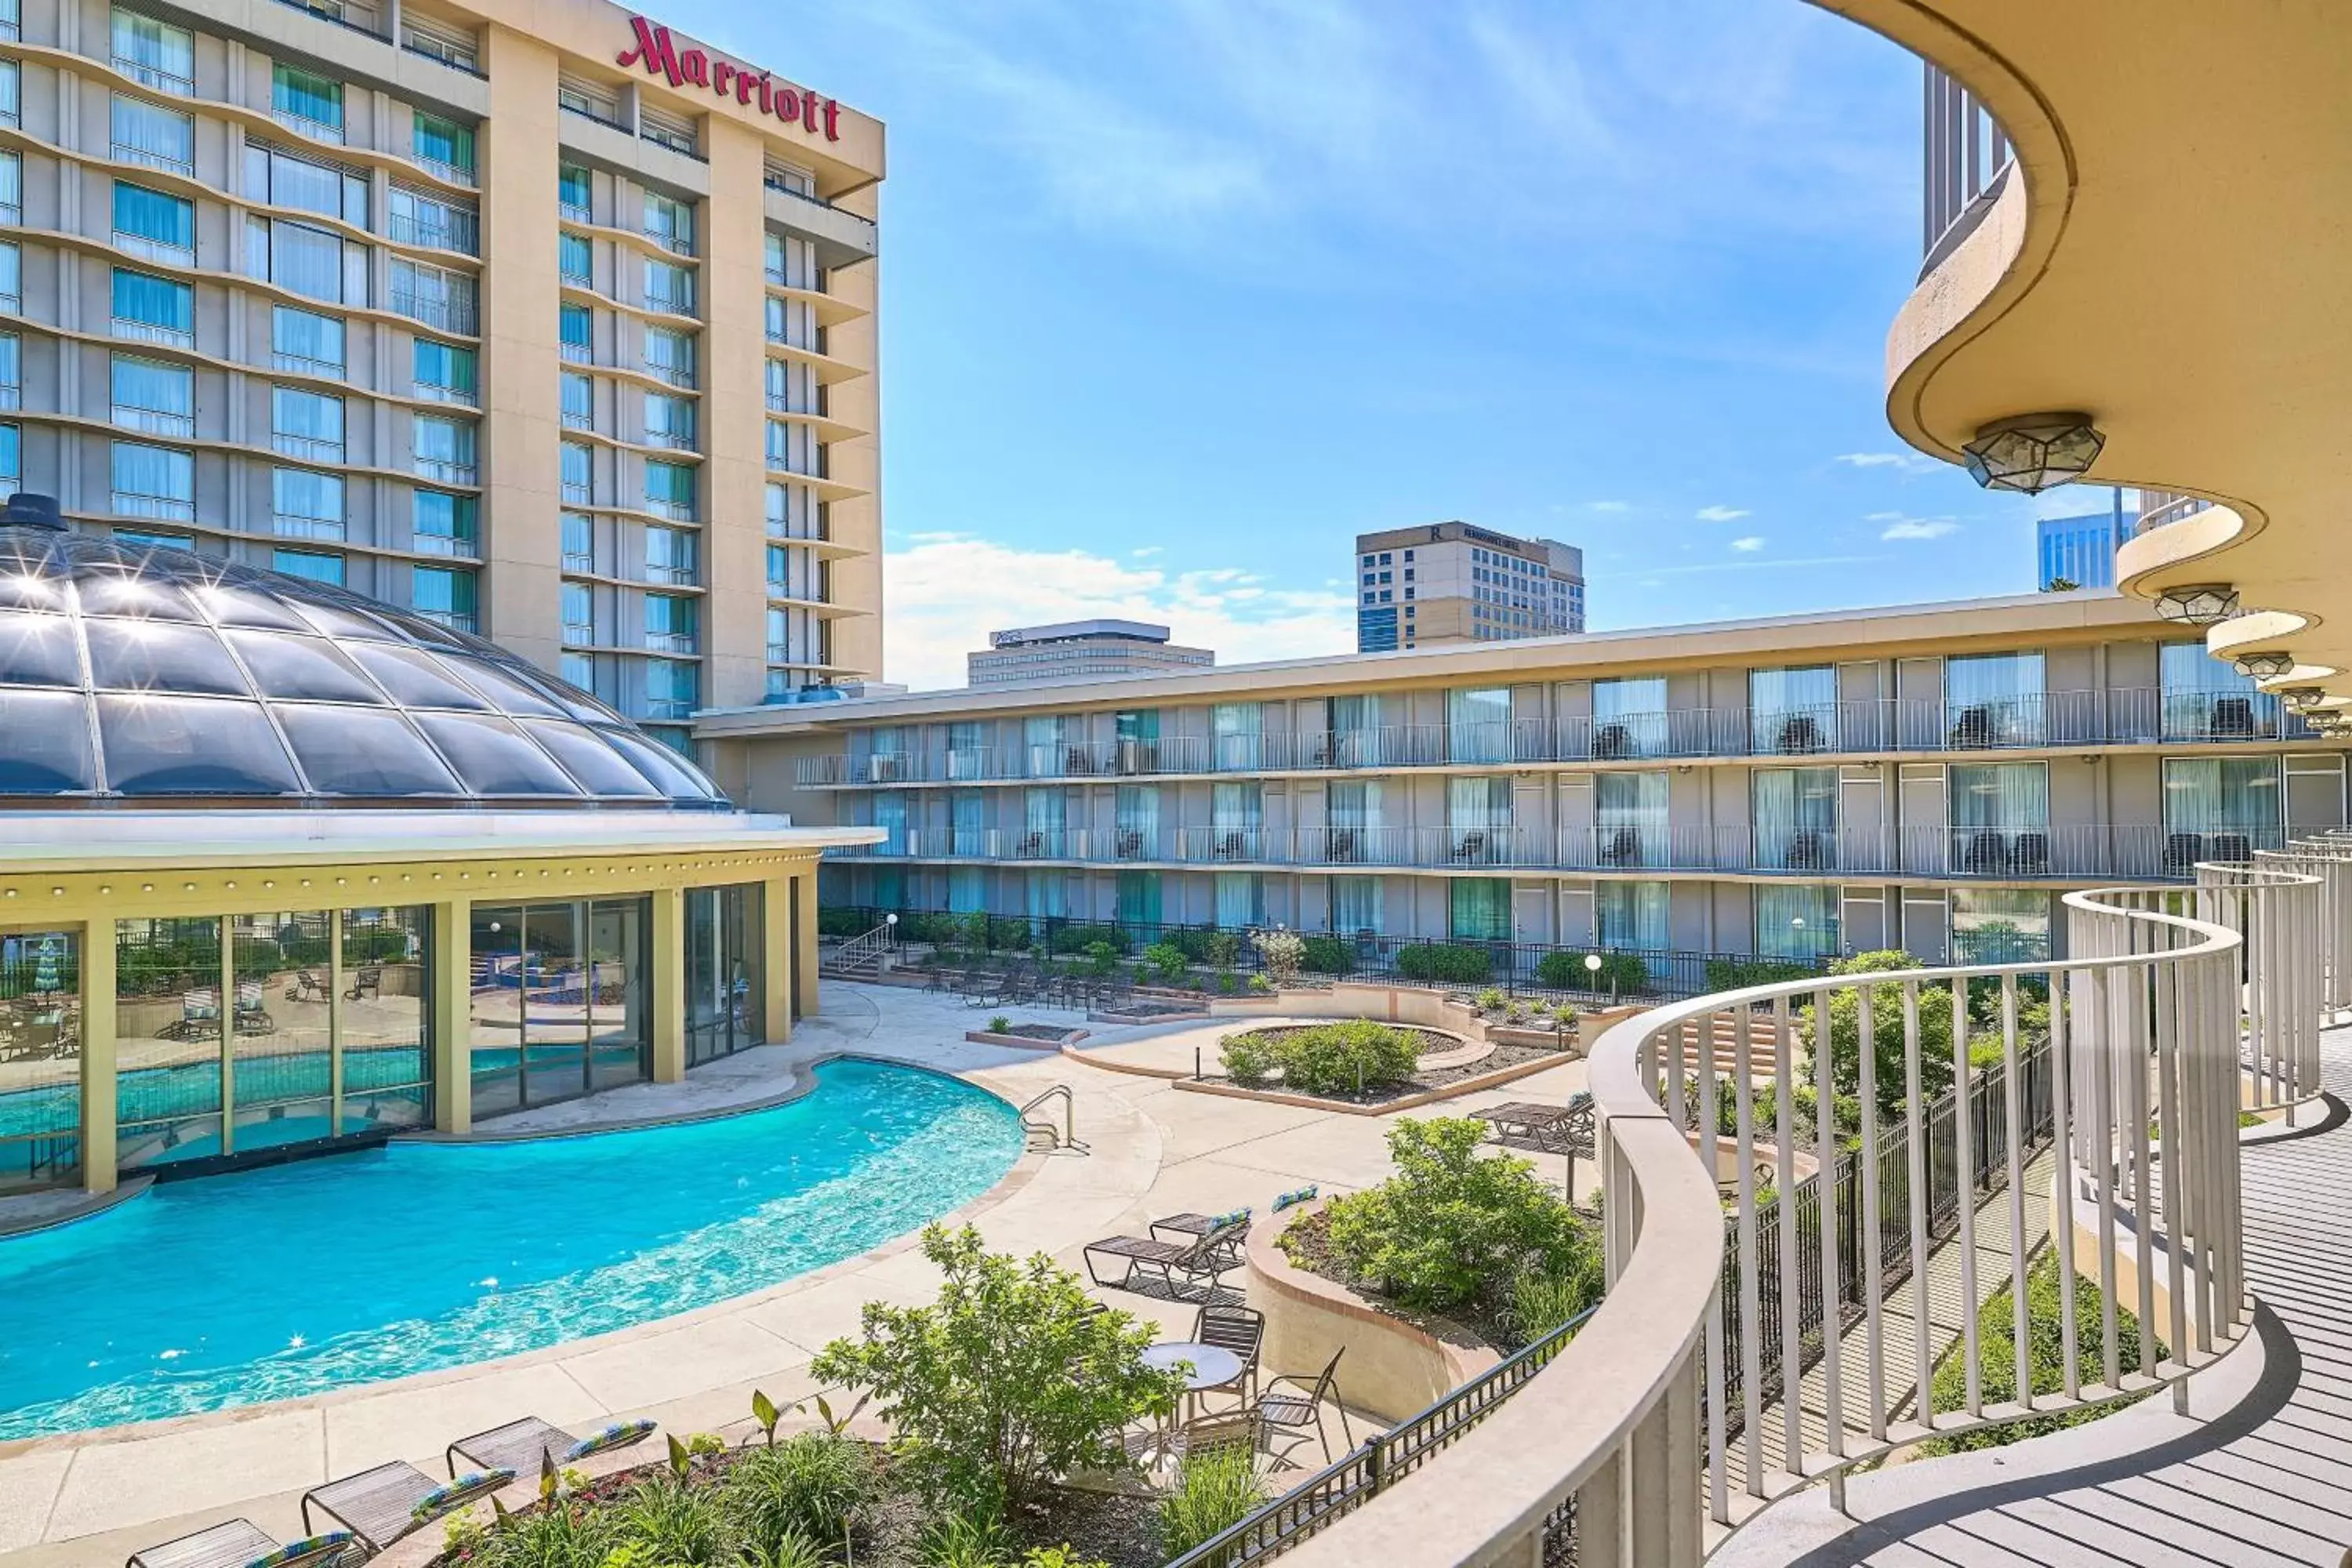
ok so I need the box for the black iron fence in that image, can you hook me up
[1164,1304,1599,1568]
[818,905,1835,1004]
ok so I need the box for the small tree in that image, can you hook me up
[809,1225,1183,1511]
[1252,928,1305,989]
[1798,949,1955,1120]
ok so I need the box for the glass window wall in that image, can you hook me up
[685,885,762,1066]
[1592,675,1668,759]
[470,900,650,1115]
[0,928,79,1190]
[1751,766,1836,870]
[1750,665,1836,753]
[1944,651,2045,746]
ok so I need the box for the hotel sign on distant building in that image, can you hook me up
[616,16,842,140]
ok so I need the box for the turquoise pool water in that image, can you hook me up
[0,1059,1022,1439]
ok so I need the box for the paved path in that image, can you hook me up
[1719,1029,2352,1568]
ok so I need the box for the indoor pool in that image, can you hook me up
[0,1059,1022,1438]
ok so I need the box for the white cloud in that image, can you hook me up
[1131,545,1164,557]
[1835,451,1936,474]
[882,535,1355,691]
[1584,499,1632,514]
[1730,535,1765,553]
[1696,505,1750,522]
[1879,517,1960,541]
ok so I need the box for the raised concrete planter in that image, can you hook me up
[1247,1202,1498,1426]
[964,1025,1088,1050]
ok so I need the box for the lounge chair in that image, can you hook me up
[1254,1347,1352,1464]
[301,1460,513,1554]
[285,970,328,1004]
[446,1415,656,1478]
[1083,1214,1248,1299]
[127,1521,355,1568]
[347,966,382,1003]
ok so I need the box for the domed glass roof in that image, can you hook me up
[0,524,730,809]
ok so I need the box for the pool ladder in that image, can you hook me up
[1019,1084,1083,1153]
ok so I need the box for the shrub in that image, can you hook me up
[1022,1549,1109,1568]
[1323,1117,1599,1314]
[1221,1032,1279,1086]
[917,1510,1014,1568]
[1396,942,1490,984]
[1280,1020,1420,1094]
[1920,1249,2158,1454]
[1474,986,1508,1012]
[1798,949,1955,1120]
[1299,935,1355,975]
[817,907,868,938]
[1082,941,1120,978]
[1217,972,1240,995]
[1169,927,1218,962]
[1534,949,1646,993]
[1507,1262,1604,1347]
[453,1491,618,1568]
[721,1432,876,1550]
[1248,973,1275,995]
[988,1014,1011,1033]
[1142,942,1192,985]
[1704,956,1814,993]
[1153,1446,1268,1557]
[1047,923,1129,956]
[610,1472,729,1564]
[809,1224,1182,1510]
[1204,931,1242,970]
[1252,928,1305,986]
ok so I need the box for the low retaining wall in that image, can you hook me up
[1247,1201,1498,1426]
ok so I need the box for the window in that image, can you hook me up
[110,439,193,519]
[1756,884,1837,960]
[1448,878,1510,943]
[1595,771,1668,868]
[764,606,789,665]
[109,354,192,437]
[559,439,591,502]
[271,63,343,140]
[561,652,593,689]
[1945,651,2045,746]
[389,258,474,335]
[114,528,191,550]
[401,14,479,74]
[643,592,696,650]
[644,459,695,520]
[249,217,350,304]
[644,327,695,387]
[1750,665,1837,753]
[412,565,477,630]
[559,301,591,361]
[557,162,591,222]
[1951,888,2051,964]
[645,526,695,585]
[644,257,694,316]
[764,543,789,597]
[2163,756,2281,850]
[412,412,476,482]
[413,488,475,555]
[1596,880,1668,957]
[1950,761,2050,874]
[644,659,699,720]
[643,391,695,448]
[270,467,343,539]
[560,372,593,430]
[389,185,476,255]
[2160,640,2270,741]
[763,295,793,343]
[1212,702,1261,771]
[1447,686,1511,763]
[272,547,343,584]
[111,181,192,260]
[0,420,16,486]
[111,93,191,173]
[764,418,802,471]
[1215,873,1263,931]
[643,191,694,253]
[0,331,16,408]
[0,241,16,313]
[271,385,343,461]
[411,338,476,404]
[111,267,191,344]
[558,230,591,285]
[560,510,593,570]
[638,103,696,157]
[271,305,343,374]
[245,141,366,224]
[112,10,193,95]
[412,112,475,180]
[0,61,13,128]
[1751,767,1836,871]
[557,74,622,129]
[561,581,593,641]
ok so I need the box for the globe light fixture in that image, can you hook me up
[1961,412,2106,493]
[2308,712,2352,737]
[2153,583,2241,626]
[2232,650,2296,680]
[2276,687,2332,713]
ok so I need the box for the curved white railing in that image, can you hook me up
[1284,862,2325,1566]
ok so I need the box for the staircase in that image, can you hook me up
[820,919,897,980]
[1706,1011,1780,1080]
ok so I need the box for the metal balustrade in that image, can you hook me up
[1281,861,2317,1567]
[795,688,2317,787]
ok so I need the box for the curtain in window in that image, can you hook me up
[1592,676,1667,757]
[272,64,342,129]
[1449,878,1510,942]
[272,549,343,585]
[1330,875,1381,937]
[647,394,695,444]
[1949,762,2048,827]
[1023,786,1065,838]
[0,333,17,391]
[952,789,985,855]
[268,221,343,303]
[1328,780,1380,828]
[644,192,693,249]
[1212,782,1261,831]
[1447,776,1511,830]
[644,460,695,514]
[1595,771,1668,872]
[0,243,20,305]
[647,528,694,577]
[415,340,476,394]
[412,567,476,617]
[412,415,475,465]
[1025,871,1066,922]
[114,13,194,83]
[272,305,343,369]
[1215,873,1262,930]
[0,422,18,483]
[1945,652,2045,743]
[1116,871,1160,928]
[111,96,191,169]
[413,113,474,172]
[271,387,343,442]
[1022,713,1064,776]
[557,162,590,212]
[871,793,906,855]
[270,467,342,523]
[644,259,693,314]
[257,147,343,219]
[1751,766,1835,868]
[416,490,471,543]
[1597,880,1668,953]
[642,594,695,638]
[1448,686,1511,763]
[558,231,590,281]
[112,269,191,329]
[2163,757,2281,835]
[1213,702,1261,771]
[1755,884,1836,959]
[111,356,190,416]
[648,329,695,381]
[560,302,592,348]
[2160,641,2267,740]
[1330,692,1382,766]
[1115,785,1158,849]
[1749,665,1837,751]
[110,440,191,499]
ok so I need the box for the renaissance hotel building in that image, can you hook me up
[0,0,886,1199]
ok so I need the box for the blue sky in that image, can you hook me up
[659,0,2109,689]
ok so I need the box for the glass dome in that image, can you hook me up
[0,523,730,809]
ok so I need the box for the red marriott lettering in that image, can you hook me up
[615,17,841,141]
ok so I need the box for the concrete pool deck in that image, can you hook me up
[0,982,1592,1566]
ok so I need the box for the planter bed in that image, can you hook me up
[1087,1000,1208,1025]
[1181,1038,1573,1113]
[966,1022,1091,1049]
[1274,1203,1520,1356]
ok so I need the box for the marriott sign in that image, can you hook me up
[615,16,842,141]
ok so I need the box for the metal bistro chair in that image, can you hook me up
[1255,1347,1352,1465]
[1191,1301,1265,1404]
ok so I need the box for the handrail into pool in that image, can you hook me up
[1277,866,2318,1566]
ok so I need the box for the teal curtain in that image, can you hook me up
[273,64,343,130]
[1950,762,2048,828]
[111,269,191,331]
[1448,878,1511,942]
[1116,871,1161,928]
[113,183,192,248]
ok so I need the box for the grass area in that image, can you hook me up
[1918,1248,2165,1455]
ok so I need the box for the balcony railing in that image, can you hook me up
[111,317,194,350]
[272,431,344,464]
[113,56,193,96]
[111,138,193,176]
[795,689,2320,787]
[389,208,479,256]
[111,492,194,521]
[111,405,194,438]
[272,514,345,541]
[415,455,477,485]
[390,286,477,336]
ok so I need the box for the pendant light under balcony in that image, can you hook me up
[2154,583,2241,626]
[1961,413,2106,493]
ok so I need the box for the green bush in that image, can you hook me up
[1704,956,1814,993]
[1323,1117,1600,1315]
[721,1433,875,1552]
[1142,942,1192,985]
[1204,931,1242,970]
[1225,1020,1419,1095]
[1220,1032,1279,1086]
[1153,1446,1268,1557]
[1217,972,1240,995]
[1081,941,1120,978]
[1507,1261,1604,1347]
[1047,924,1129,956]
[1798,950,1955,1120]
[1534,949,1647,993]
[1396,942,1491,984]
[1299,935,1355,975]
[1920,1249,2158,1454]
[1169,927,1217,962]
[610,1473,729,1564]
[809,1224,1182,1511]
[1474,986,1508,1013]
[816,907,868,938]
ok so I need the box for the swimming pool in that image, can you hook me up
[0,1058,1023,1439]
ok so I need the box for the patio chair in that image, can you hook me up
[1192,1302,1265,1403]
[1169,1406,1263,1468]
[1254,1347,1352,1465]
[301,1460,514,1555]
[447,1415,655,1478]
[233,981,274,1035]
[285,970,328,1004]
[165,988,221,1042]
[126,1519,356,1568]
[347,966,382,1002]
[1083,1214,1248,1299]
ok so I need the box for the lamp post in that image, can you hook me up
[1585,950,1613,1005]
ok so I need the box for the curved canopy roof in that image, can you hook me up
[0,525,730,809]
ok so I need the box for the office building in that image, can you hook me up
[967,619,1213,688]
[0,0,885,753]
[1354,521,1584,653]
[2034,488,2126,589]
[699,589,2343,966]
